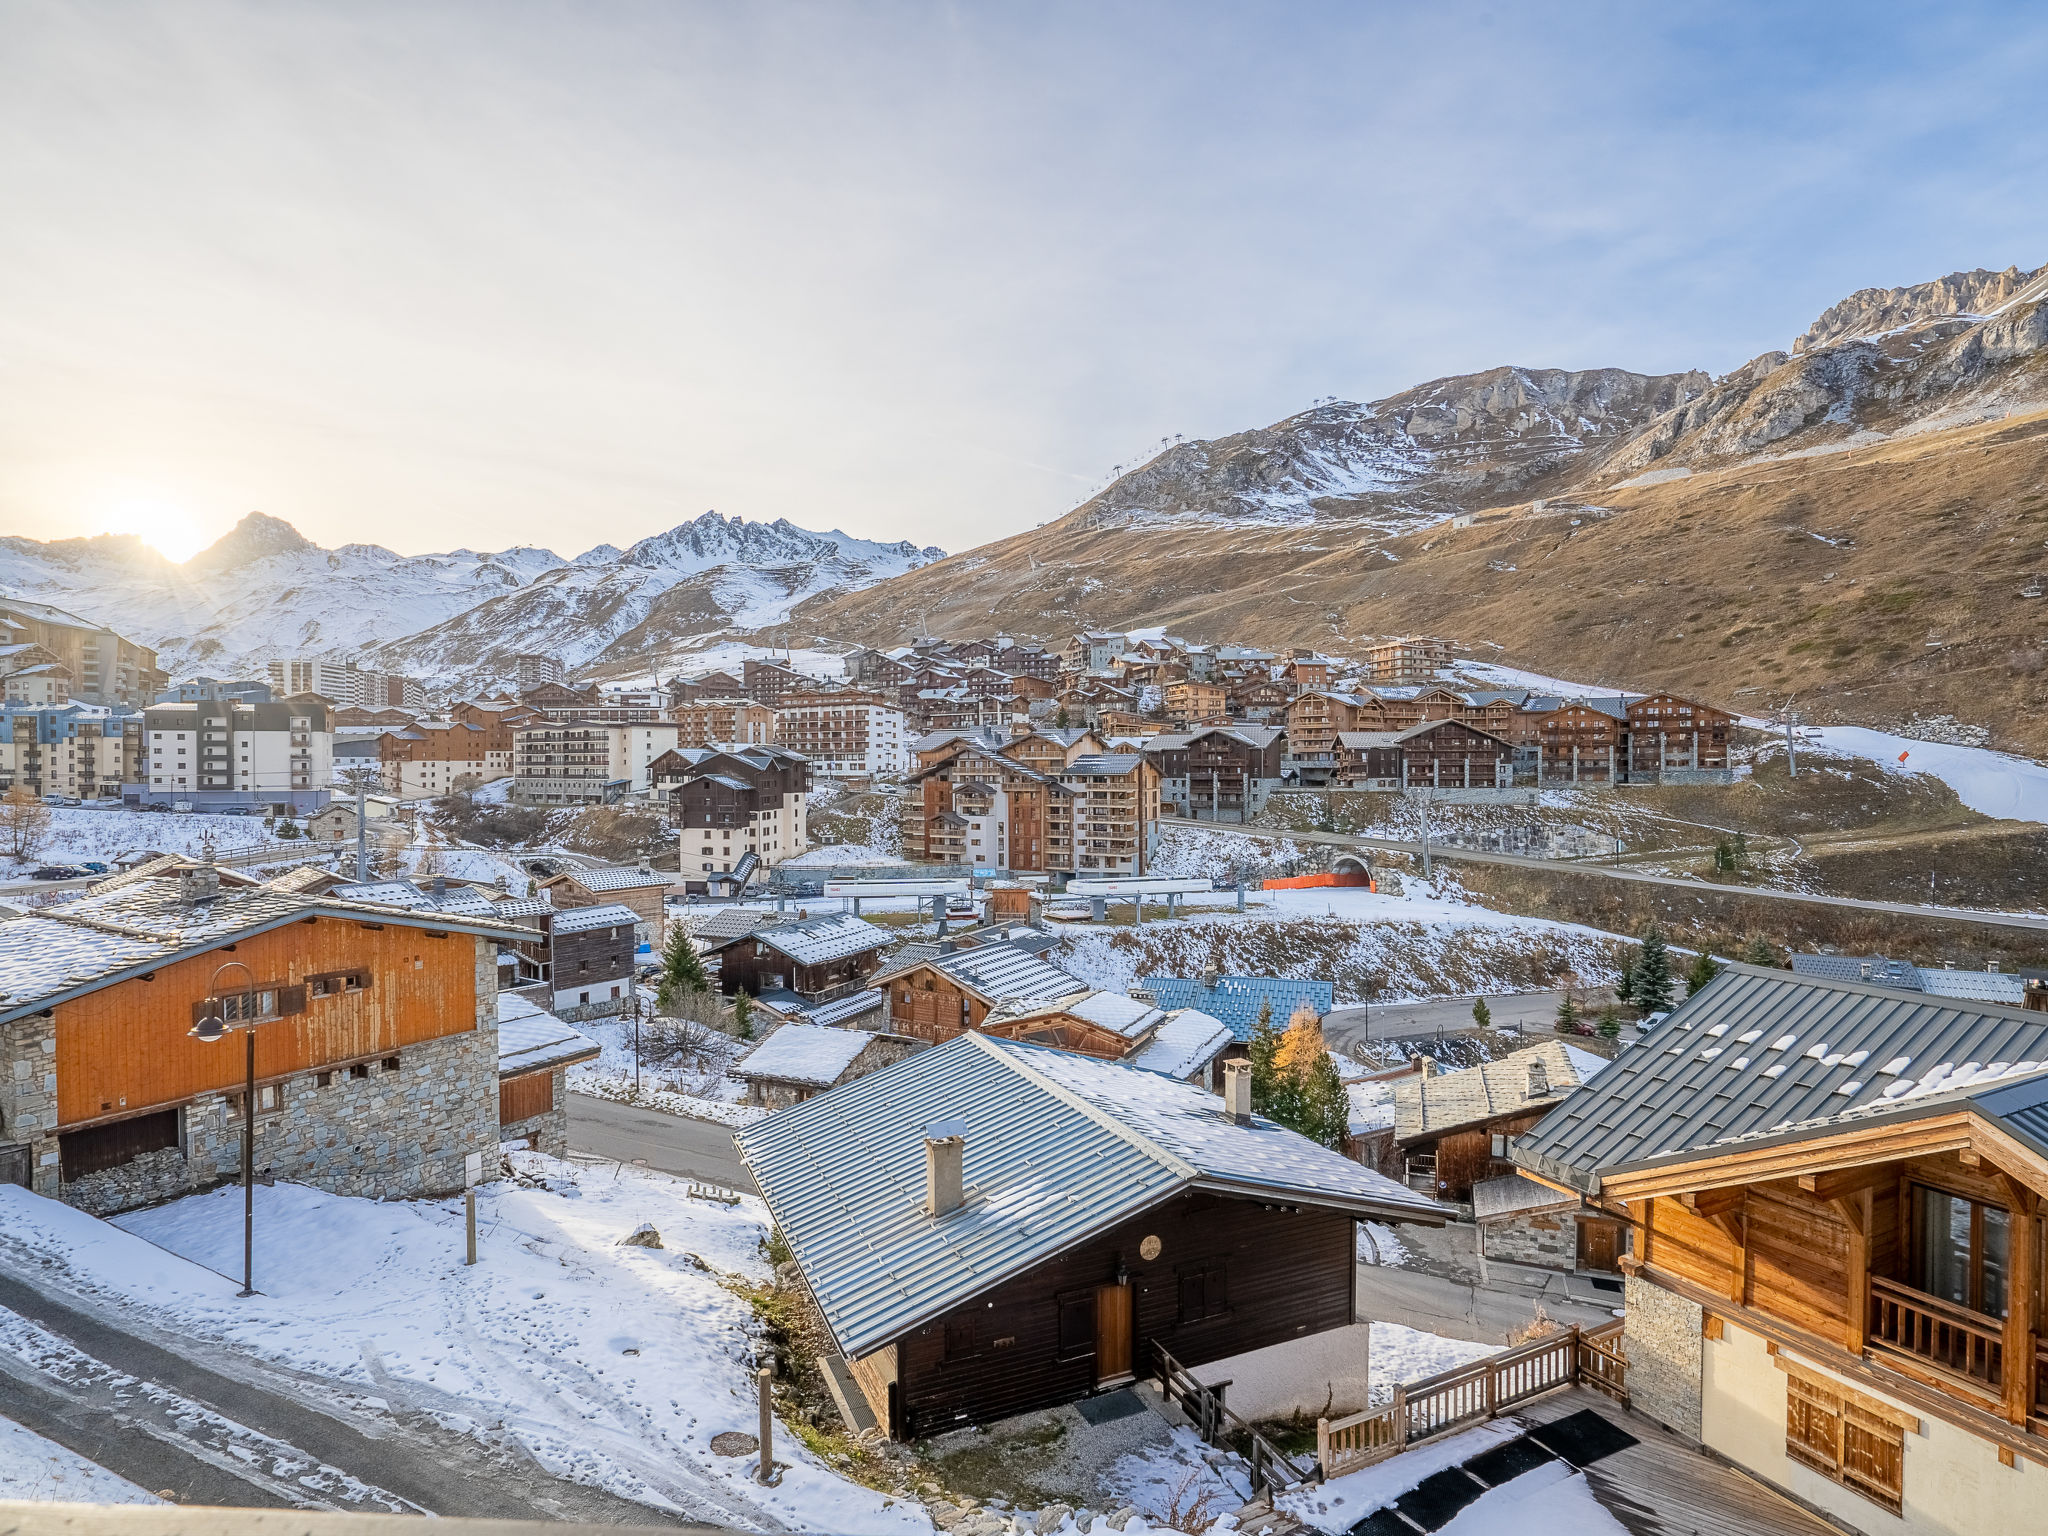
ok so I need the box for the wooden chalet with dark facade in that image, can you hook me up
[1392,1042,1609,1200]
[1144,726,1288,819]
[1334,719,1514,791]
[736,1034,1443,1439]
[877,939,1088,1044]
[705,912,891,1004]
[1515,965,2048,1535]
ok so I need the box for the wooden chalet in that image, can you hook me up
[704,912,891,1004]
[877,939,1089,1043]
[1625,692,1735,776]
[1515,964,2048,1533]
[1334,719,1515,790]
[536,863,669,945]
[980,990,1236,1087]
[736,1034,1444,1438]
[1392,1042,1610,1200]
[1143,725,1288,819]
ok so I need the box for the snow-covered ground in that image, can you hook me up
[1369,1324,1495,1391]
[0,1414,163,1505]
[1056,885,1625,1006]
[6,805,319,870]
[0,1161,921,1532]
[563,1013,763,1132]
[783,842,901,868]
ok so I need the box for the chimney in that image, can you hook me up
[432,874,447,897]
[1527,1057,1550,1098]
[179,847,221,907]
[1416,1056,1438,1079]
[924,1120,966,1217]
[1200,968,1220,991]
[1223,1059,1253,1124]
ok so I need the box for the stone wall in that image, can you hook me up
[1,1008,60,1198]
[501,1065,570,1157]
[1481,1209,1578,1270]
[1622,1272,1704,1442]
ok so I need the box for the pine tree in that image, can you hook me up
[732,991,755,1041]
[1247,1000,1297,1126]
[1613,948,1639,1008]
[655,923,710,1011]
[1633,924,1675,1013]
[1596,1004,1623,1039]
[1471,997,1492,1031]
[1685,949,1723,996]
[1742,936,1777,967]
[1555,995,1583,1034]
[1297,1048,1352,1149]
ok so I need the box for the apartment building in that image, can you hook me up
[740,658,814,707]
[663,746,811,874]
[377,720,497,798]
[1364,636,1455,682]
[267,659,427,712]
[1162,680,1228,729]
[0,705,141,800]
[0,599,166,707]
[448,699,541,773]
[2,645,72,705]
[905,740,1160,875]
[774,689,910,778]
[514,654,564,692]
[138,697,334,811]
[670,698,777,748]
[1143,725,1288,818]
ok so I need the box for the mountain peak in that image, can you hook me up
[186,512,316,571]
[1793,260,2047,353]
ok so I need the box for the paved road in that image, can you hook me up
[567,1094,757,1193]
[1325,991,1573,1054]
[1356,1260,1620,1345]
[1164,816,2048,932]
[0,1272,684,1522]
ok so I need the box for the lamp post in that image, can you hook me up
[188,959,264,1298]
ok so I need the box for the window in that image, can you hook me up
[226,1084,281,1115]
[1910,1184,2011,1317]
[350,1063,370,1080]
[381,1056,401,1073]
[1784,1367,1906,1515]
[1056,1292,1096,1359]
[308,969,370,998]
[943,1315,983,1363]
[1177,1261,1229,1325]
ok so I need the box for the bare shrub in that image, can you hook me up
[1155,1471,1224,1534]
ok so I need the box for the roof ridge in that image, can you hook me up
[41,910,168,943]
[966,1033,1199,1182]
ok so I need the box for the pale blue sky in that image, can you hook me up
[2,1,2045,560]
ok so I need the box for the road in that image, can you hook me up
[1163,815,2048,933]
[1357,1260,1619,1345]
[1324,990,1573,1054]
[566,1094,757,1193]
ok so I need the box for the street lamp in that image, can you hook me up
[188,959,266,1298]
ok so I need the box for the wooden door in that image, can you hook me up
[1094,1283,1133,1385]
[1578,1217,1621,1273]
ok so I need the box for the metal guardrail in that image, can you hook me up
[1317,1320,1627,1481]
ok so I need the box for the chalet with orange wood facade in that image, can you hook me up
[0,862,530,1216]
[1516,964,2048,1536]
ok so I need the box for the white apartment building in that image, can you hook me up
[268,659,427,712]
[774,690,910,779]
[140,698,335,811]
[513,720,686,803]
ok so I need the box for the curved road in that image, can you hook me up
[1167,816,2048,933]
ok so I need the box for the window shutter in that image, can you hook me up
[279,985,307,1016]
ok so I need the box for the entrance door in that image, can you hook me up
[1093,1282,1133,1385]
[1577,1217,1621,1273]
[0,1144,28,1190]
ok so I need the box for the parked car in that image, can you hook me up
[28,866,83,881]
[41,795,80,807]
[76,861,109,874]
[171,801,194,814]
[217,806,254,816]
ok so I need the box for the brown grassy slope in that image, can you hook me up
[799,408,2048,755]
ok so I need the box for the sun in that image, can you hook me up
[93,493,210,562]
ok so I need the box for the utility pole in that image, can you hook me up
[1784,699,1799,780]
[1421,791,1433,883]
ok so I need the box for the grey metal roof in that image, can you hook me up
[735,1032,1442,1358]
[544,865,667,893]
[1788,952,1922,987]
[886,941,1085,1006]
[688,907,782,942]
[800,989,887,1029]
[754,913,891,966]
[1514,964,2048,1194]
[549,903,641,935]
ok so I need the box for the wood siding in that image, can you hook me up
[55,920,480,1127]
[500,1070,554,1124]
[892,1190,1354,1438]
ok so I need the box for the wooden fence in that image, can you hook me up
[1152,1342,1314,1496]
[1317,1321,1626,1482]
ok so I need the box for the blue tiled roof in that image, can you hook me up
[1139,974,1335,1040]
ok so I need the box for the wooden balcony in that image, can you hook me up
[1869,1275,2004,1393]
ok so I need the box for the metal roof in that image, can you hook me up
[1788,953,1922,987]
[1139,975,1335,1041]
[753,913,891,966]
[496,993,601,1077]
[735,1032,1442,1358]
[800,989,887,1029]
[1394,1043,1609,1144]
[1513,964,2048,1195]
[891,942,1086,1006]
[543,865,667,893]
[686,907,782,943]
[1123,1009,1236,1081]
[549,903,642,935]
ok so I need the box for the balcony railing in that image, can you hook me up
[1870,1275,2003,1392]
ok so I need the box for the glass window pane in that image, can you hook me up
[1913,1187,1973,1306]
[1983,1206,2012,1318]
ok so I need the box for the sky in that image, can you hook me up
[2,2,2046,564]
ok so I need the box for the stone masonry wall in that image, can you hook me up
[1481,1210,1579,1270]
[1623,1272,1704,1442]
[500,1066,570,1157]
[1,1008,61,1198]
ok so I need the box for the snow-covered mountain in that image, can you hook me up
[0,511,942,689]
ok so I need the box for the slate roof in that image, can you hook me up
[496,993,601,1077]
[688,908,782,943]
[549,903,642,935]
[880,941,1086,1005]
[736,1023,875,1086]
[0,877,532,1023]
[88,854,263,895]
[1123,1008,1236,1081]
[546,865,667,893]
[753,913,891,966]
[1471,1173,1578,1222]
[1394,1042,1610,1144]
[1139,975,1335,1041]
[1513,964,2048,1195]
[735,1032,1443,1358]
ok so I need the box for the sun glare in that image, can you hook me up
[94,493,209,562]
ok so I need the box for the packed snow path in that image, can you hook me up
[1161,818,2048,932]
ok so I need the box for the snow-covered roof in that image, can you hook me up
[882,941,1086,1006]
[1123,1008,1235,1081]
[545,865,667,893]
[1395,1042,1606,1143]
[1064,990,1167,1040]
[753,912,891,966]
[1471,1173,1577,1222]
[550,903,642,935]
[736,1023,875,1086]
[497,993,601,1077]
[686,907,782,943]
[736,1033,1444,1358]
[802,989,887,1029]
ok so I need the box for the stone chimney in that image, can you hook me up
[1415,1056,1438,1079]
[1200,968,1220,991]
[1223,1059,1252,1125]
[179,849,221,907]
[1527,1057,1550,1098]
[924,1120,966,1217]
